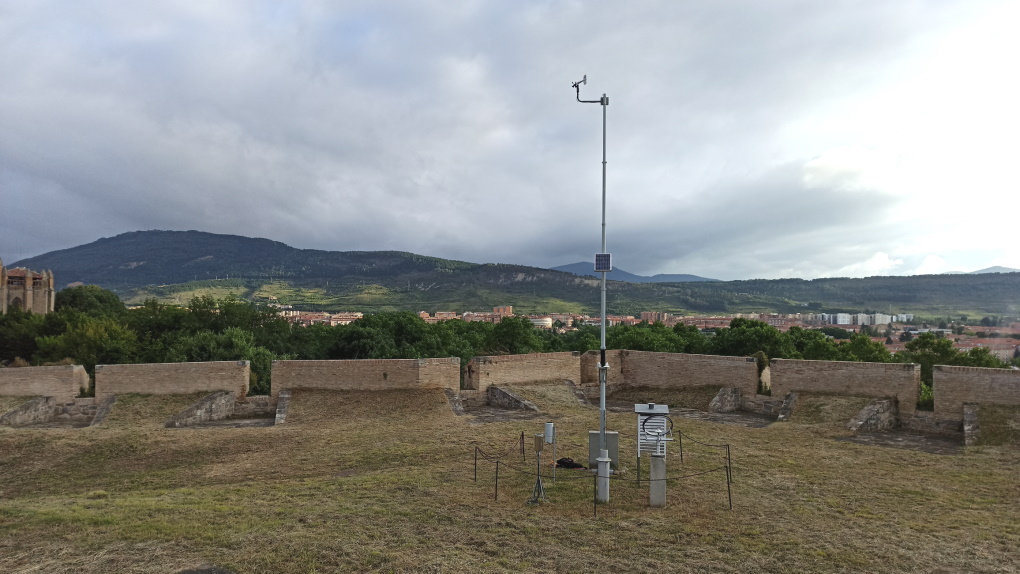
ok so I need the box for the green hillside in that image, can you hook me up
[13,230,1020,316]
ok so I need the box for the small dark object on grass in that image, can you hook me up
[556,457,586,469]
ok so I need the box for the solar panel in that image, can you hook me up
[594,253,612,273]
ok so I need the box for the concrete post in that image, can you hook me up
[650,455,666,508]
[596,449,611,502]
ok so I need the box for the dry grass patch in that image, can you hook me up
[791,393,873,426]
[99,393,212,429]
[502,381,588,417]
[975,405,1020,447]
[609,385,722,411]
[0,385,1017,573]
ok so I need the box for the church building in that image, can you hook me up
[1,258,55,314]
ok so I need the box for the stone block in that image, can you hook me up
[963,404,980,446]
[847,398,898,433]
[709,387,741,413]
[275,389,291,425]
[776,392,798,422]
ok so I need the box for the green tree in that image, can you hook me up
[55,285,127,319]
[483,316,545,355]
[672,323,712,354]
[607,322,683,353]
[836,334,892,363]
[0,307,50,363]
[899,332,958,388]
[165,328,280,394]
[956,347,1008,369]
[712,319,797,360]
[786,327,840,360]
[561,325,599,353]
[35,315,138,383]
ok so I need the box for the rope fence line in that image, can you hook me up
[619,427,734,483]
[472,431,734,515]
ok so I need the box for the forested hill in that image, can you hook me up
[12,230,481,288]
[11,230,1020,316]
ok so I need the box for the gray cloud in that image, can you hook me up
[1,0,1014,280]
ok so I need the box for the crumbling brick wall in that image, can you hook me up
[463,352,580,391]
[770,359,919,419]
[934,365,1020,423]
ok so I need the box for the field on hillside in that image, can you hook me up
[1,386,1018,573]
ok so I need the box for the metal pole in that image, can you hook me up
[573,77,611,503]
[726,466,733,510]
[596,92,610,503]
[599,92,608,457]
[636,451,641,486]
[726,444,732,482]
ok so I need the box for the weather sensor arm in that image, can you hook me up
[572,75,604,104]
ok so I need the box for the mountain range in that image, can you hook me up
[550,262,718,283]
[946,266,1020,275]
[9,230,1020,316]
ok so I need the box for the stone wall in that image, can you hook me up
[580,350,758,398]
[94,361,250,400]
[463,352,580,391]
[847,398,898,432]
[623,350,759,395]
[0,396,97,427]
[770,359,919,419]
[270,357,459,396]
[0,365,87,402]
[934,365,1020,423]
[233,395,277,418]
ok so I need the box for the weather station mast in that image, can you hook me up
[572,75,612,503]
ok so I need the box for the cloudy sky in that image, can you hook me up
[2,1,1018,281]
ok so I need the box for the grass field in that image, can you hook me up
[125,286,252,305]
[1,386,1017,573]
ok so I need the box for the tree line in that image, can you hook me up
[1,286,1015,406]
